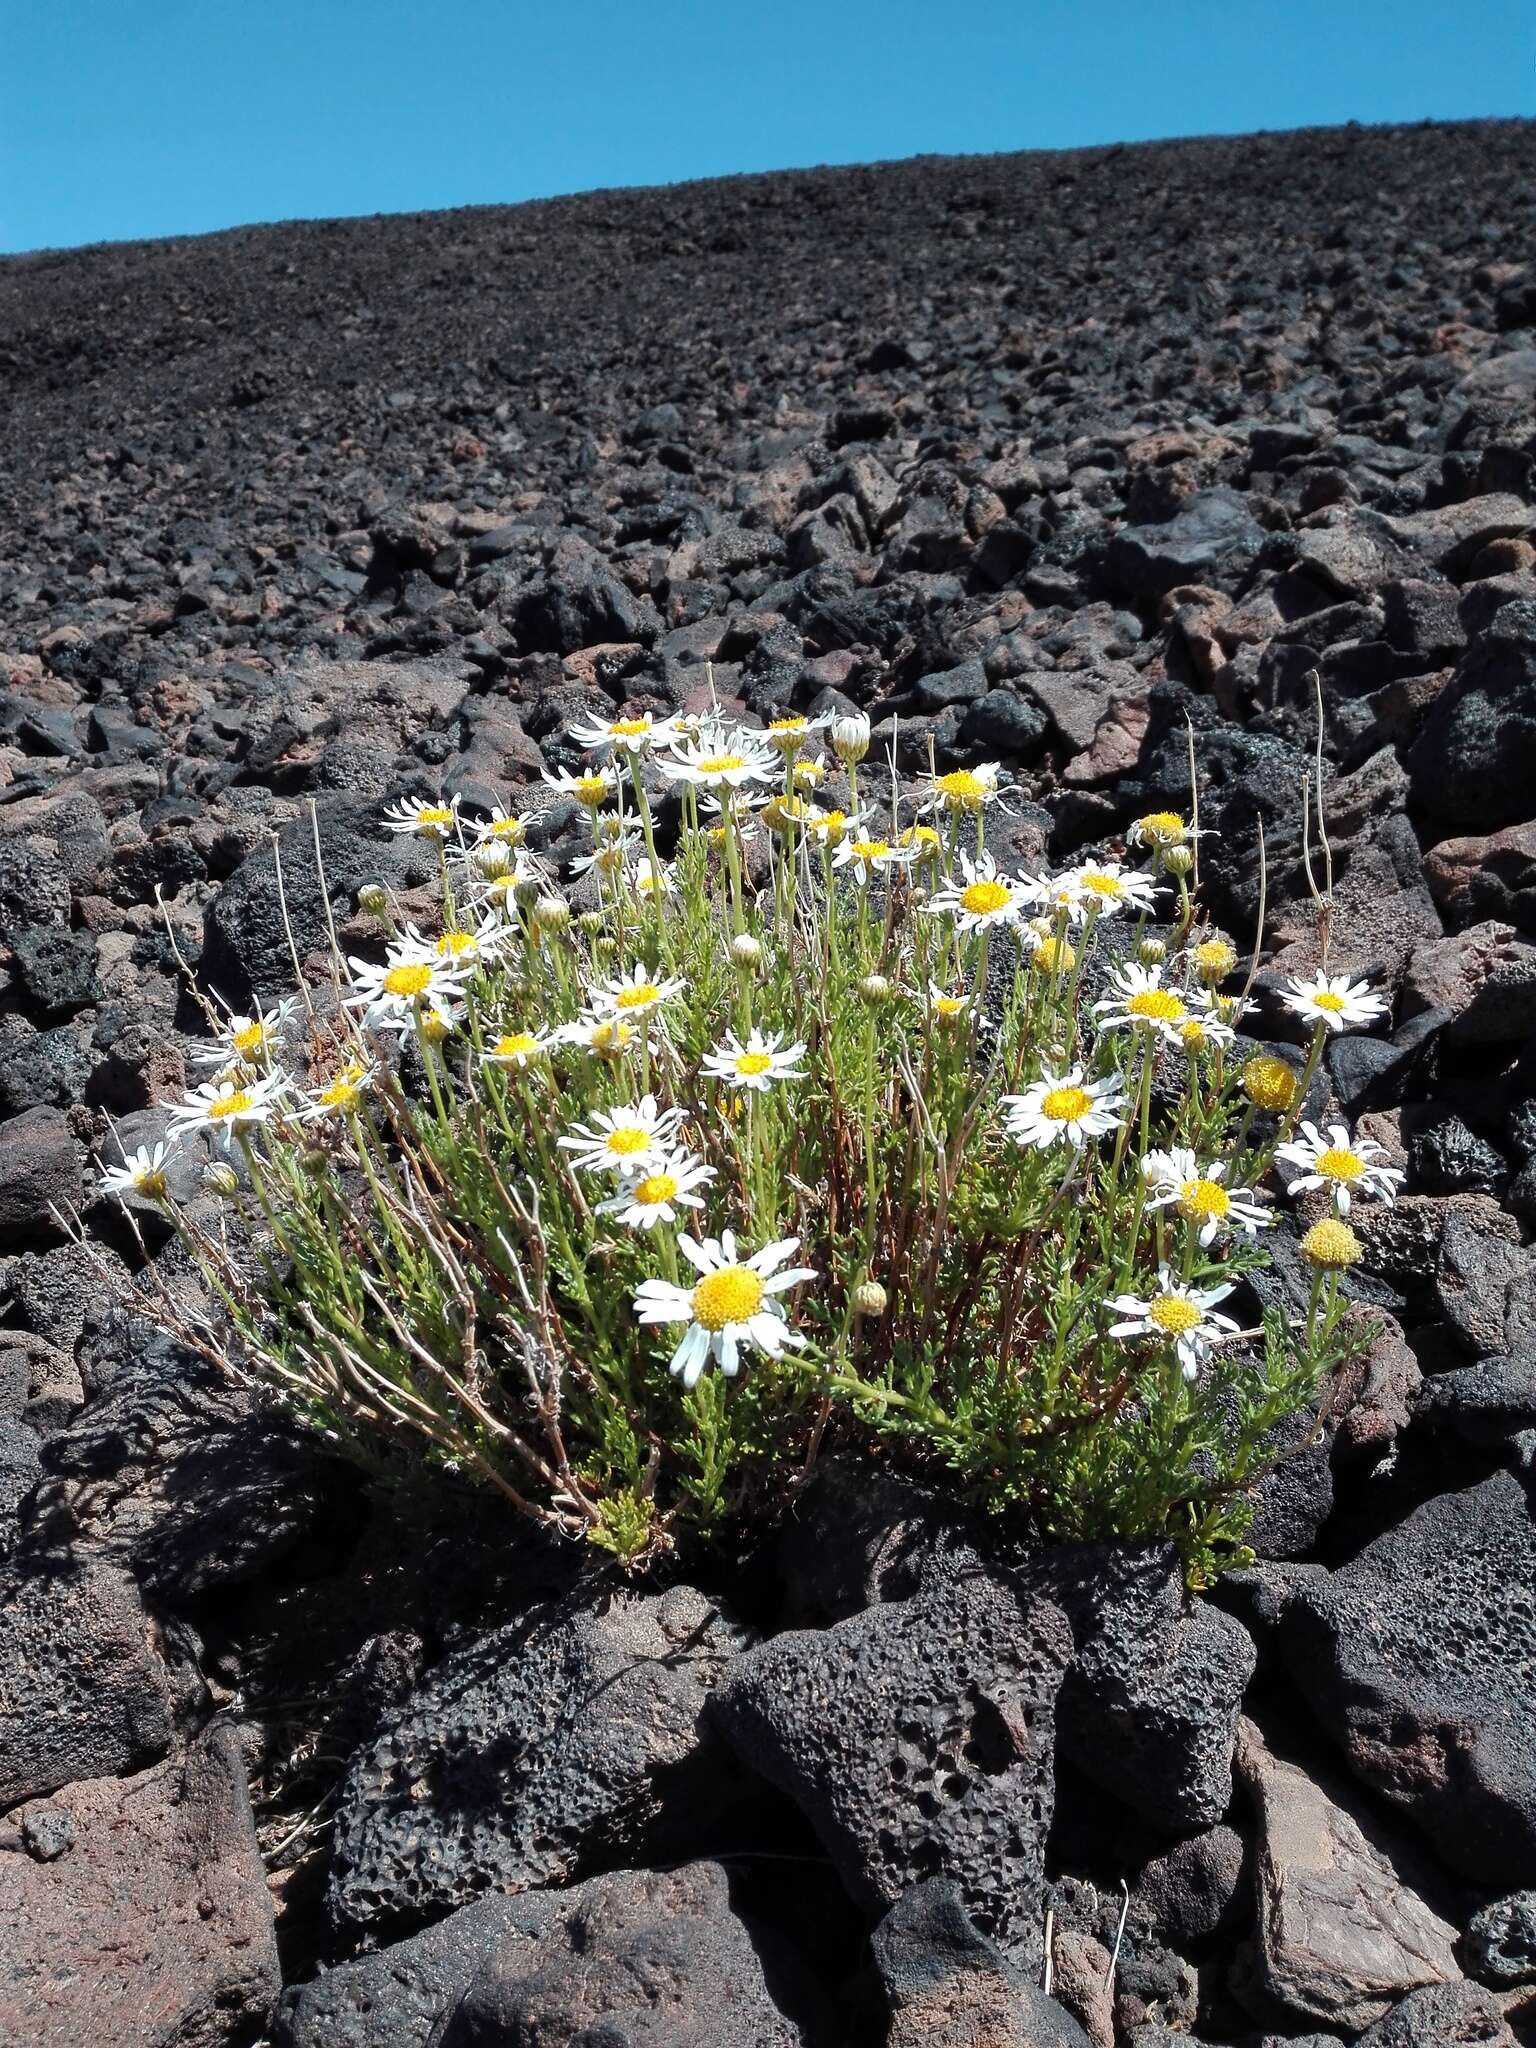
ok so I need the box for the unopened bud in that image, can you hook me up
[577,909,606,933]
[730,934,763,970]
[1162,843,1195,877]
[853,1279,889,1317]
[357,883,389,917]
[1136,936,1167,966]
[831,713,871,765]
[532,893,571,933]
[203,1162,240,1200]
[858,973,893,1007]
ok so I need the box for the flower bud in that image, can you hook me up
[1241,1054,1300,1114]
[830,713,871,764]
[357,883,389,917]
[1193,937,1238,985]
[730,934,763,970]
[858,973,893,1007]
[1300,1217,1362,1270]
[532,893,571,933]
[577,909,606,933]
[1136,936,1167,966]
[203,1162,240,1200]
[1162,843,1195,877]
[853,1279,889,1317]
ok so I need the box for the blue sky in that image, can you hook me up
[4,0,1532,254]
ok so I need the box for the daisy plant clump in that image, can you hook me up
[108,710,1386,1579]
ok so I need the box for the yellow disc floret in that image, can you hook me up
[960,878,1012,916]
[933,769,988,811]
[1034,937,1074,973]
[735,1051,773,1077]
[1194,939,1238,982]
[206,1090,254,1121]
[1148,1294,1203,1335]
[605,1126,652,1157]
[231,1020,268,1056]
[1241,1055,1299,1113]
[1135,811,1187,845]
[614,982,660,1010]
[1301,1218,1363,1269]
[1178,1178,1230,1222]
[1311,989,1347,1013]
[632,1172,679,1207]
[1125,988,1187,1023]
[437,931,477,957]
[383,962,436,999]
[1041,1085,1094,1122]
[494,1033,543,1060]
[1315,1146,1365,1183]
[691,1265,766,1330]
[696,753,747,775]
[610,718,651,736]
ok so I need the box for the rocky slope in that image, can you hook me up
[4,118,1536,2046]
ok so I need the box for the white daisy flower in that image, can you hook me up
[481,1028,555,1070]
[924,850,1032,931]
[373,997,466,1045]
[398,918,510,967]
[924,981,972,1024]
[1092,962,1193,1044]
[382,795,460,840]
[659,727,778,791]
[629,856,675,900]
[1279,972,1388,1034]
[97,1139,173,1203]
[591,961,688,1019]
[596,1149,715,1230]
[916,762,1008,816]
[1106,1266,1240,1379]
[569,831,642,881]
[167,1073,288,1149]
[558,1014,638,1059]
[633,1229,817,1386]
[346,949,472,1026]
[763,711,830,758]
[471,804,527,847]
[1274,1120,1405,1215]
[700,1027,808,1093]
[567,709,679,755]
[296,1060,377,1121]
[832,832,918,884]
[791,751,827,791]
[558,1093,686,1177]
[1068,859,1162,918]
[542,763,617,807]
[1126,810,1207,853]
[802,806,855,850]
[192,998,296,1070]
[1031,871,1091,924]
[1002,1067,1126,1151]
[1142,1146,1270,1247]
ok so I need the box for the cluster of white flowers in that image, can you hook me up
[102,692,1405,1429]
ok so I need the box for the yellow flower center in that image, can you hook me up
[632,1172,680,1207]
[318,1067,366,1108]
[594,845,626,872]
[134,1170,169,1199]
[437,931,476,956]
[1136,811,1186,844]
[207,1090,254,1120]
[1312,990,1347,1012]
[933,994,967,1017]
[850,838,889,862]
[1242,1056,1298,1112]
[606,1126,652,1156]
[589,1021,632,1052]
[1148,1294,1203,1335]
[769,716,808,731]
[1079,871,1125,899]
[696,753,747,775]
[1041,1085,1094,1122]
[735,1051,774,1077]
[614,982,660,1010]
[960,878,1012,916]
[1301,1218,1363,1269]
[901,825,941,854]
[383,962,435,998]
[488,815,525,841]
[1178,1178,1230,1221]
[230,1021,267,1055]
[792,758,823,788]
[934,769,988,810]
[1315,1146,1365,1182]
[1126,988,1186,1023]
[495,1032,542,1060]
[421,1013,452,1044]
[691,1264,766,1331]
[809,809,847,843]
[609,718,650,736]
[416,805,454,829]
[1179,1020,1208,1049]
[1035,938,1074,973]
[576,775,609,803]
[1194,941,1237,978]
